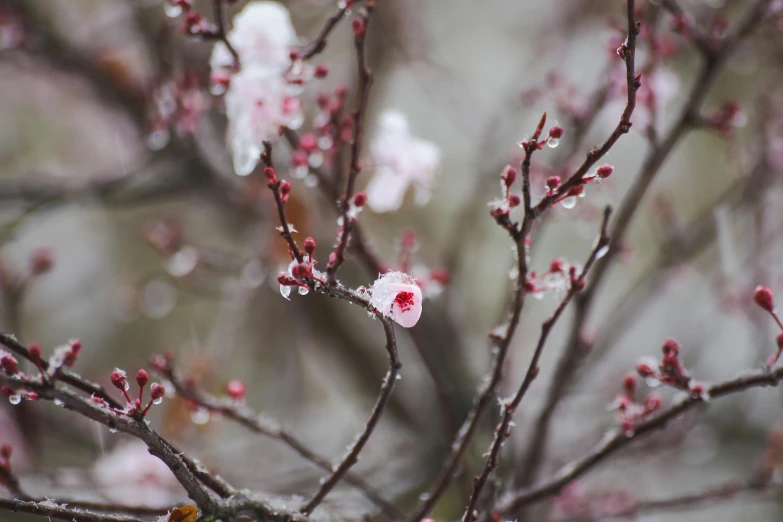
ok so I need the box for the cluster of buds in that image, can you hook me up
[286,49,330,87]
[278,236,327,300]
[753,285,783,367]
[704,100,745,137]
[551,164,613,209]
[525,258,584,298]
[97,368,165,418]
[489,165,522,225]
[146,71,210,151]
[635,339,709,399]
[610,372,662,436]
[1,339,81,386]
[163,0,237,36]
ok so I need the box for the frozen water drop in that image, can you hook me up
[560,197,577,209]
[280,284,291,300]
[166,246,199,278]
[209,82,227,96]
[54,399,64,407]
[298,286,309,296]
[191,408,211,425]
[8,395,21,405]
[547,137,560,148]
[164,2,182,18]
[153,396,164,405]
[596,245,610,259]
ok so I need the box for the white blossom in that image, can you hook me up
[370,271,423,328]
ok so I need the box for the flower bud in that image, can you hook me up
[314,64,329,79]
[280,181,292,202]
[28,344,42,362]
[293,262,311,279]
[662,339,680,356]
[546,176,561,190]
[304,237,316,256]
[353,192,367,207]
[508,194,521,207]
[0,354,18,375]
[150,383,165,402]
[597,164,614,178]
[622,373,636,395]
[110,370,127,391]
[226,380,246,400]
[352,18,365,37]
[548,125,564,139]
[136,369,149,388]
[754,285,775,312]
[264,167,278,185]
[502,166,517,187]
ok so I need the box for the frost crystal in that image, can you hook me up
[365,110,440,213]
[369,271,423,328]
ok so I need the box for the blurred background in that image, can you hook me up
[1,0,782,520]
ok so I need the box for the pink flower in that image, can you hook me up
[370,271,423,328]
[365,110,440,213]
[92,441,183,508]
[210,1,297,73]
[210,2,304,176]
[224,69,303,175]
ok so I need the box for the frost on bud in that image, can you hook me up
[596,164,614,178]
[0,353,18,375]
[279,181,292,202]
[754,285,775,312]
[227,379,246,400]
[508,194,521,208]
[304,237,316,256]
[662,338,680,356]
[30,248,54,276]
[548,125,564,139]
[292,262,311,279]
[110,369,128,391]
[370,271,423,328]
[150,383,165,402]
[136,369,149,388]
[353,192,367,207]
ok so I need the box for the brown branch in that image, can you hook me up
[461,206,612,522]
[157,362,405,520]
[514,0,773,493]
[498,364,783,512]
[300,4,350,60]
[0,498,147,522]
[326,4,375,284]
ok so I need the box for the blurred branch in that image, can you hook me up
[498,364,783,512]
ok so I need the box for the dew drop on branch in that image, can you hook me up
[547,137,560,148]
[280,285,292,300]
[298,286,309,296]
[164,2,182,18]
[8,395,21,405]
[561,197,577,210]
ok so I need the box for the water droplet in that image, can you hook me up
[298,286,309,296]
[280,284,291,300]
[304,174,319,188]
[560,197,577,209]
[419,493,430,502]
[109,428,117,434]
[153,396,164,405]
[318,136,333,150]
[645,376,661,388]
[596,245,609,259]
[146,129,170,151]
[191,408,211,425]
[8,395,21,405]
[547,137,560,148]
[163,2,182,18]
[54,399,64,407]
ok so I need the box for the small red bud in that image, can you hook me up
[352,18,365,37]
[110,370,127,391]
[264,167,277,184]
[596,164,614,178]
[662,339,680,356]
[643,394,662,414]
[353,192,367,207]
[754,285,775,312]
[28,344,41,362]
[136,369,149,388]
[289,49,301,61]
[502,166,517,187]
[314,64,329,78]
[546,176,561,190]
[300,133,317,151]
[226,379,246,400]
[636,362,655,378]
[280,181,292,202]
[150,383,165,402]
[508,194,521,207]
[622,373,637,395]
[304,237,316,256]
[293,262,312,279]
[0,354,18,375]
[1,386,14,397]
[548,125,564,139]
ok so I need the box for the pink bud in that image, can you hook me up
[136,369,149,388]
[150,383,165,402]
[596,164,614,178]
[110,370,127,391]
[662,339,680,356]
[28,344,41,362]
[304,237,316,256]
[546,176,561,190]
[502,166,517,187]
[0,354,18,375]
[314,64,329,79]
[264,167,277,184]
[293,262,311,279]
[353,192,367,207]
[754,285,775,312]
[508,194,521,207]
[636,361,655,378]
[622,373,636,395]
[643,394,662,415]
[352,18,365,37]
[280,181,292,202]
[548,125,564,139]
[226,379,246,400]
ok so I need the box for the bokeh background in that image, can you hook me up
[1,0,782,520]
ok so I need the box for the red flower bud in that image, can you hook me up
[546,176,561,190]
[293,262,311,279]
[662,339,680,356]
[264,167,277,184]
[28,344,41,362]
[636,361,655,378]
[304,237,316,256]
[502,166,517,187]
[280,181,292,202]
[353,192,367,207]
[0,354,18,375]
[110,370,128,391]
[150,383,165,402]
[622,373,636,395]
[508,194,521,207]
[352,18,365,37]
[548,125,564,139]
[754,285,775,312]
[226,379,246,400]
[136,369,149,388]
[597,164,614,178]
[314,64,329,79]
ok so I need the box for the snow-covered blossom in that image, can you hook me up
[370,271,423,328]
[210,2,304,176]
[365,110,440,213]
[92,441,183,507]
